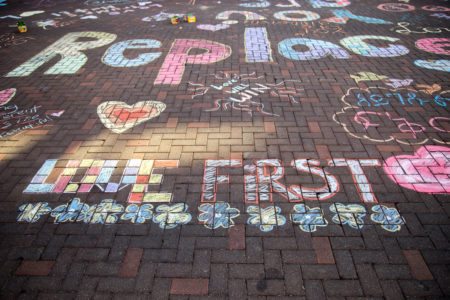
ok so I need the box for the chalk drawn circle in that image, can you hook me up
[377,3,415,12]
[422,5,450,12]
[222,20,238,24]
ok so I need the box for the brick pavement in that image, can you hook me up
[0,0,449,298]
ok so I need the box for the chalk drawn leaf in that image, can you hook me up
[247,205,286,232]
[330,203,366,229]
[121,204,153,224]
[0,88,16,106]
[291,204,328,232]
[153,203,192,229]
[50,110,64,117]
[197,23,230,31]
[97,101,166,134]
[17,202,51,223]
[383,145,450,194]
[198,202,240,229]
[371,205,404,232]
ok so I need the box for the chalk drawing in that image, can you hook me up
[198,202,240,229]
[247,205,286,232]
[329,159,380,203]
[416,38,450,55]
[325,9,392,24]
[383,145,450,194]
[341,35,409,57]
[350,72,388,83]
[152,203,192,229]
[245,27,273,62]
[0,104,64,139]
[20,11,45,17]
[17,203,51,223]
[273,10,320,21]
[102,39,161,67]
[121,204,153,223]
[377,3,415,12]
[0,33,35,48]
[330,203,366,229]
[239,0,270,8]
[416,84,441,95]
[291,204,327,232]
[197,24,230,31]
[414,60,450,72]
[422,5,450,12]
[0,88,15,106]
[383,78,414,89]
[97,100,165,133]
[154,39,232,85]
[370,205,404,232]
[333,87,450,145]
[276,0,301,7]
[279,38,350,60]
[24,159,178,204]
[6,32,116,77]
[216,10,266,22]
[431,13,450,19]
[308,0,350,8]
[0,0,6,6]
[391,22,450,35]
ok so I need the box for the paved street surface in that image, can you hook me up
[0,0,449,298]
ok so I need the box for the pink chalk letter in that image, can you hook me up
[155,39,232,85]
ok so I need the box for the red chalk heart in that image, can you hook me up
[97,101,166,133]
[0,88,16,106]
[383,145,450,194]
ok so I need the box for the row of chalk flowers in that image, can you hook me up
[17,200,404,232]
[17,199,192,229]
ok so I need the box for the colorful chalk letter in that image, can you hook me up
[154,39,232,85]
[416,38,450,55]
[279,38,350,60]
[308,0,350,8]
[329,159,381,203]
[340,35,409,57]
[273,10,320,21]
[245,27,273,62]
[6,32,116,77]
[325,9,391,24]
[202,160,242,202]
[102,39,161,67]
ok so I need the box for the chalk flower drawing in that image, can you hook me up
[121,204,153,224]
[89,199,124,224]
[51,198,91,223]
[153,203,192,229]
[17,202,51,223]
[247,205,286,232]
[198,202,240,229]
[370,205,404,232]
[330,203,366,229]
[291,204,328,232]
